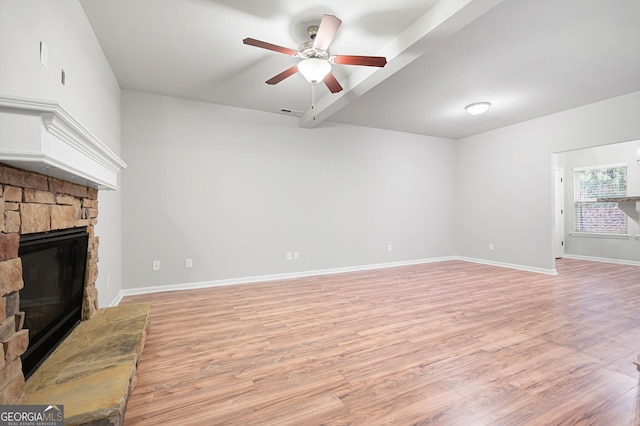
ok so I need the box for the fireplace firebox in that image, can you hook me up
[19,228,89,379]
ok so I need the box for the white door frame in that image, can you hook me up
[553,167,565,259]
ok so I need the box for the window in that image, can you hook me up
[573,163,627,234]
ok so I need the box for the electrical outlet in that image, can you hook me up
[387,244,392,252]
[185,258,193,268]
[489,243,494,251]
[152,260,160,271]
[286,252,292,261]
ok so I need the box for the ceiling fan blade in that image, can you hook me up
[265,65,299,85]
[323,72,343,93]
[243,38,298,56]
[332,55,387,67]
[313,14,342,51]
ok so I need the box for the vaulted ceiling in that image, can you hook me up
[80,0,640,139]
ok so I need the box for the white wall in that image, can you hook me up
[457,91,640,272]
[4,2,638,297]
[121,91,457,289]
[0,0,123,306]
[562,140,640,262]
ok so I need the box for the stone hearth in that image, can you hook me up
[0,163,100,403]
[20,302,151,426]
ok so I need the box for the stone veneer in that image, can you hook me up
[0,163,100,404]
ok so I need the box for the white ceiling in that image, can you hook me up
[80,0,640,139]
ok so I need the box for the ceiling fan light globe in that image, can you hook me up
[298,58,331,83]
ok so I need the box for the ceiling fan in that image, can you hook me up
[243,14,387,94]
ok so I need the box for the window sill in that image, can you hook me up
[569,232,632,240]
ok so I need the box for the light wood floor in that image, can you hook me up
[121,259,640,425]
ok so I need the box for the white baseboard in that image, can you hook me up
[107,291,124,307]
[112,255,638,303]
[458,257,558,275]
[562,254,640,267]
[119,257,458,298]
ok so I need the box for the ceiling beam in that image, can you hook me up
[299,0,505,128]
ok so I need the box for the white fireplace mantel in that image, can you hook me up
[0,95,126,190]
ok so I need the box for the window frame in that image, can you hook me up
[572,162,628,236]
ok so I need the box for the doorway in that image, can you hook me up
[553,167,565,259]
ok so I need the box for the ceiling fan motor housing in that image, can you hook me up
[298,25,330,59]
[307,25,319,40]
[299,40,329,59]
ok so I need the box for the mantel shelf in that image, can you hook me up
[0,95,127,190]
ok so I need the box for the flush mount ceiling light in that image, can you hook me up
[465,101,491,116]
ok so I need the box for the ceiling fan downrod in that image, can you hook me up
[311,83,317,120]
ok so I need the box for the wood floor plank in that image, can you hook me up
[121,259,640,424]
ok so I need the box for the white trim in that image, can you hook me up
[0,95,126,170]
[553,167,565,259]
[119,256,561,299]
[458,257,558,275]
[569,232,632,240]
[42,112,126,173]
[107,291,125,307]
[563,254,640,267]
[572,162,627,172]
[0,95,127,189]
[0,150,120,189]
[116,255,640,302]
[120,257,458,297]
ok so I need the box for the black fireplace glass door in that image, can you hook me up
[19,228,88,378]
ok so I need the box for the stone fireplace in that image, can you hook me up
[0,95,126,407]
[0,163,100,403]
